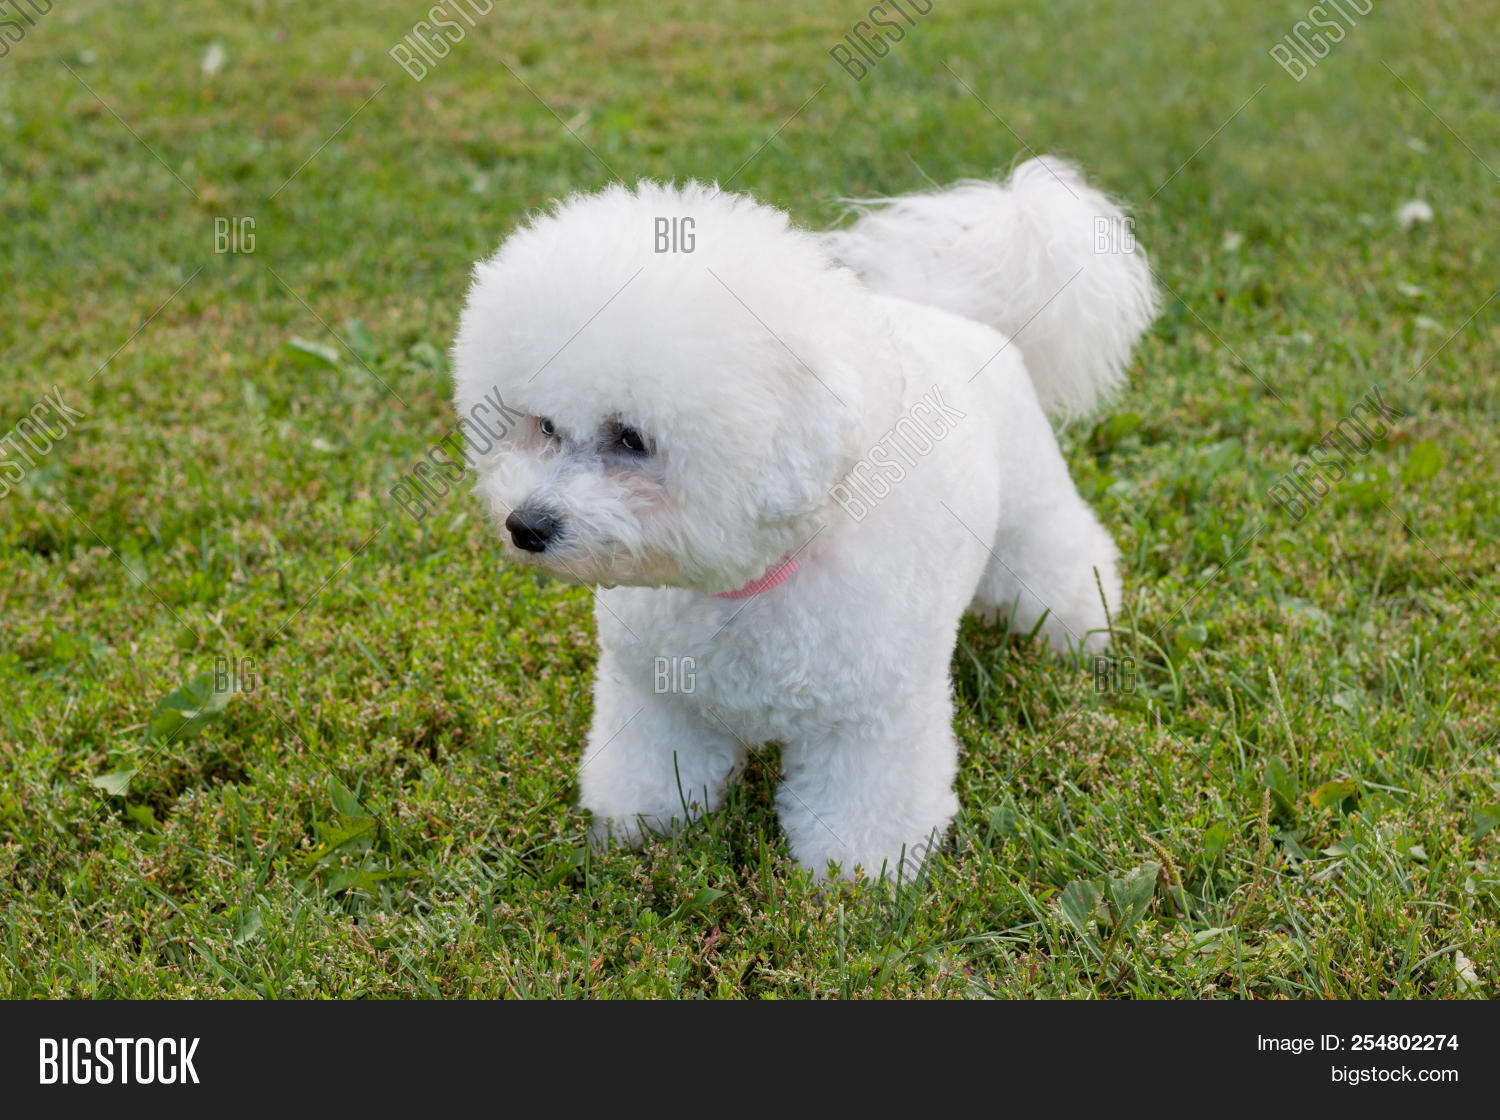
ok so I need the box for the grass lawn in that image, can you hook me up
[2,0,1497,998]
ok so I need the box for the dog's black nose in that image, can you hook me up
[505,509,559,553]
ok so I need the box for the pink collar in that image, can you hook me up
[715,555,799,599]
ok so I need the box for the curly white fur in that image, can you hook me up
[452,158,1156,880]
[821,157,1160,420]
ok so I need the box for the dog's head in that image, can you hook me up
[451,181,881,592]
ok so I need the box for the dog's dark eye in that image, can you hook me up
[539,417,557,439]
[616,426,648,454]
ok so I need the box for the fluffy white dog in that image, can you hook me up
[452,158,1156,880]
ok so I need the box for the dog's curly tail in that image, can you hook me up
[820,157,1159,421]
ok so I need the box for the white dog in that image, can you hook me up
[452,158,1156,880]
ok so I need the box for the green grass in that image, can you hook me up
[2,0,1497,998]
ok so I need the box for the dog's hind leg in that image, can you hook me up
[968,485,1120,656]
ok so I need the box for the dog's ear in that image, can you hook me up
[747,357,866,523]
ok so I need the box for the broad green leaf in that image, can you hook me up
[1264,756,1299,814]
[987,802,1023,841]
[1107,861,1159,931]
[1474,803,1500,840]
[86,768,137,797]
[1176,623,1209,651]
[1323,836,1357,857]
[1402,440,1443,484]
[1274,830,1312,860]
[1309,778,1359,810]
[324,868,391,895]
[149,672,238,743]
[285,337,341,367]
[124,804,159,832]
[233,908,263,946]
[1202,821,1232,861]
[1059,879,1101,936]
[1178,928,1232,955]
[406,339,443,372]
[1278,597,1330,632]
[342,318,375,361]
[311,817,378,856]
[328,777,370,820]
[671,887,727,921]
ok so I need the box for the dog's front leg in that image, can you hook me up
[775,699,960,882]
[578,649,747,848]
